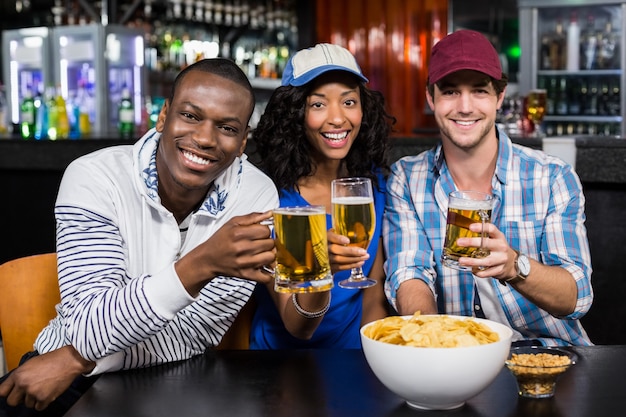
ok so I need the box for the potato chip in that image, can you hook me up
[364,313,500,348]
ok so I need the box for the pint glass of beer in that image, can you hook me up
[442,191,494,271]
[273,206,333,293]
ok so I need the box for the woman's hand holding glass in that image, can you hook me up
[331,177,377,289]
[327,229,370,274]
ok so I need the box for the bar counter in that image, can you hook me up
[64,346,626,417]
[1,134,625,345]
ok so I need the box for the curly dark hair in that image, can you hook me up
[252,80,396,193]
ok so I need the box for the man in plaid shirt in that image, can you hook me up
[383,30,593,346]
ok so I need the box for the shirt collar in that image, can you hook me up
[433,125,511,187]
[134,128,245,217]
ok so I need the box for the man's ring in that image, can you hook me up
[261,265,275,274]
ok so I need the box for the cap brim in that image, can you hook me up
[283,65,368,86]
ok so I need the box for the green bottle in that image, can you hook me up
[45,86,59,140]
[118,87,134,139]
[20,89,36,139]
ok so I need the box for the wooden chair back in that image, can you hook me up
[0,253,61,372]
[0,252,253,372]
[215,298,255,350]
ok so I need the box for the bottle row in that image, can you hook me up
[152,0,298,31]
[497,90,621,138]
[19,86,73,140]
[539,12,620,71]
[145,24,292,79]
[49,0,297,32]
[539,75,620,117]
[17,85,155,140]
[42,1,299,80]
[544,121,621,138]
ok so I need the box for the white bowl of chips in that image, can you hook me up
[360,313,513,410]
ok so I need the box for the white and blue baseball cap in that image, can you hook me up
[281,43,369,87]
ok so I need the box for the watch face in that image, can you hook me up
[518,254,531,276]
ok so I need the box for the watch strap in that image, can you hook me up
[498,250,525,286]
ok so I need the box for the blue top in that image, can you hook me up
[383,127,593,346]
[250,174,386,349]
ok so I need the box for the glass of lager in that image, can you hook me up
[273,206,333,293]
[526,89,547,138]
[442,190,494,271]
[331,177,377,289]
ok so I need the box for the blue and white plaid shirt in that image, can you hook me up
[383,127,593,346]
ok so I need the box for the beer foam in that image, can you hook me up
[274,206,326,216]
[449,198,493,210]
[332,196,374,205]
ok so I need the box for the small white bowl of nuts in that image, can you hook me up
[505,346,577,398]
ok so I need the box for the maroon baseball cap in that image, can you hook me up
[428,30,502,85]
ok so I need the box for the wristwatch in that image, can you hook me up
[502,250,531,285]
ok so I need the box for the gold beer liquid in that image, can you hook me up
[332,197,375,249]
[527,89,547,124]
[443,207,493,262]
[274,210,332,293]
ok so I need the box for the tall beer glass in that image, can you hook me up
[331,177,377,289]
[442,190,494,271]
[273,206,333,293]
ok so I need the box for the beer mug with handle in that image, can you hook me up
[273,205,334,293]
[442,190,494,271]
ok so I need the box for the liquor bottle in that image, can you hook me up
[549,20,566,70]
[35,87,52,140]
[566,12,580,71]
[598,80,613,116]
[597,21,618,69]
[223,0,232,26]
[585,79,599,116]
[20,89,36,139]
[74,81,92,136]
[577,78,588,115]
[540,34,552,70]
[204,0,213,23]
[184,0,194,20]
[608,76,621,116]
[169,37,184,71]
[567,78,582,115]
[213,0,223,25]
[194,0,204,21]
[239,0,249,26]
[545,76,557,115]
[46,86,59,140]
[555,77,568,115]
[55,89,70,139]
[580,15,597,70]
[232,0,241,26]
[118,87,135,139]
[0,83,8,134]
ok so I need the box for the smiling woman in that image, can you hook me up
[248,43,396,350]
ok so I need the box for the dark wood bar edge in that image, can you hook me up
[1,134,625,345]
[64,346,626,417]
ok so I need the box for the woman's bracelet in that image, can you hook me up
[291,293,331,319]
